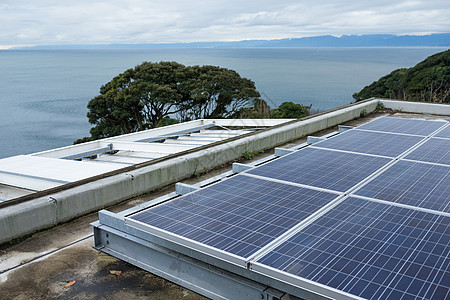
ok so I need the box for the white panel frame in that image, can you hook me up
[124,217,249,268]
[104,141,196,153]
[249,261,363,300]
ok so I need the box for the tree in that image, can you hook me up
[272,101,311,118]
[177,65,260,121]
[87,69,144,139]
[82,62,261,141]
[132,61,186,128]
[86,62,185,140]
[353,49,450,103]
[237,99,311,119]
[238,98,273,119]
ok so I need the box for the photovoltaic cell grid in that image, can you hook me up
[355,160,450,213]
[246,147,391,192]
[127,116,450,299]
[434,125,450,139]
[313,129,424,157]
[256,197,450,300]
[404,138,450,166]
[357,117,447,136]
[130,175,339,258]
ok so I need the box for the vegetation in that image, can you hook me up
[272,101,312,118]
[353,49,450,103]
[241,150,261,160]
[238,100,311,119]
[77,61,312,143]
[81,61,259,141]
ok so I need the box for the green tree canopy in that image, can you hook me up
[84,62,260,140]
[353,49,450,103]
[178,65,260,120]
[271,101,311,118]
[238,99,311,119]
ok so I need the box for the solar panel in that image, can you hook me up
[255,197,450,300]
[111,116,450,299]
[129,174,339,258]
[357,117,446,136]
[405,138,450,166]
[355,160,450,213]
[247,147,391,192]
[434,125,450,139]
[313,129,423,157]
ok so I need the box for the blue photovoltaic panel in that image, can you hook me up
[405,138,450,166]
[247,147,391,192]
[434,125,450,139]
[130,175,338,258]
[355,160,450,213]
[314,129,423,157]
[256,197,450,300]
[357,117,446,136]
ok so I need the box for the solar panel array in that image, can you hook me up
[128,117,450,300]
[256,197,449,300]
[404,138,450,166]
[310,129,423,157]
[434,126,450,139]
[130,174,339,258]
[356,117,446,136]
[246,147,391,192]
[355,161,450,212]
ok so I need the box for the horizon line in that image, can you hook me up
[4,32,450,50]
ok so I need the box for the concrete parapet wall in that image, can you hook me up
[1,100,379,244]
[379,99,450,115]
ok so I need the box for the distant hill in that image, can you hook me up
[254,34,450,47]
[353,49,450,103]
[13,33,450,50]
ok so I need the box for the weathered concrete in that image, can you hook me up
[0,99,382,244]
[380,99,450,115]
[0,187,207,300]
[91,110,450,300]
[1,112,400,299]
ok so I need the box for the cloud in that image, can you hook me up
[1,0,449,47]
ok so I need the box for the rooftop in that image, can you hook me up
[0,119,288,202]
[1,98,449,299]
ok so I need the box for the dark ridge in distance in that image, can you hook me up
[10,33,450,50]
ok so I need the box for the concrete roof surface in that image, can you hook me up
[1,107,449,299]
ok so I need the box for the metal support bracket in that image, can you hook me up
[93,223,271,300]
[175,182,199,195]
[274,148,295,157]
[338,125,354,133]
[232,163,253,173]
[264,287,286,300]
[306,136,326,145]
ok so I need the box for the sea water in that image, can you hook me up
[0,47,446,158]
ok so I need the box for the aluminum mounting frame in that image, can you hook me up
[93,116,450,300]
[93,208,335,300]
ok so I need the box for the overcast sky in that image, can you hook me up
[1,0,449,49]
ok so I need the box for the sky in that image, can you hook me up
[1,0,450,49]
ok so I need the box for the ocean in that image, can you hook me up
[0,47,446,159]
